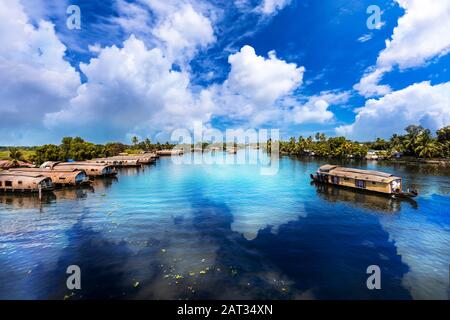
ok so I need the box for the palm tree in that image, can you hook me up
[8,147,23,166]
[416,141,442,158]
[131,136,139,146]
[144,138,151,151]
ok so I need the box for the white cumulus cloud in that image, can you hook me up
[0,0,80,144]
[209,45,308,126]
[337,81,450,140]
[153,3,215,61]
[354,0,450,98]
[45,36,214,141]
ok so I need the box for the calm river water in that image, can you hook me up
[0,151,449,299]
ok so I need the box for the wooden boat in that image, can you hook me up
[156,149,184,156]
[8,168,90,187]
[310,164,418,198]
[40,161,117,178]
[0,172,54,193]
[89,155,151,167]
[110,155,157,165]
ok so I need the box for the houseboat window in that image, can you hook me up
[0,181,2,186]
[5,181,12,187]
[18,181,23,185]
[355,180,366,188]
[372,181,376,185]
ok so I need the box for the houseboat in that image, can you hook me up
[112,155,157,165]
[91,155,157,166]
[156,149,184,156]
[90,157,140,167]
[228,147,237,154]
[40,162,116,178]
[8,168,90,187]
[0,172,54,193]
[310,164,418,198]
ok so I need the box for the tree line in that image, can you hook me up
[13,137,175,165]
[2,125,449,165]
[277,125,450,159]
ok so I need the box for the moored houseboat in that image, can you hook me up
[40,162,117,178]
[156,149,184,156]
[8,168,90,187]
[90,154,156,167]
[90,157,139,167]
[111,155,157,165]
[0,172,54,193]
[310,164,418,198]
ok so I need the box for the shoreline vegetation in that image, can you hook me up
[0,125,449,168]
[276,125,450,166]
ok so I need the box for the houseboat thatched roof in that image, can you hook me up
[0,160,34,169]
[8,168,89,186]
[40,161,115,177]
[318,164,400,183]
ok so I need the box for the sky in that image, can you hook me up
[0,0,449,145]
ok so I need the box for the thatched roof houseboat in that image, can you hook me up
[90,157,139,167]
[9,168,90,186]
[90,154,156,166]
[40,162,116,177]
[156,149,184,156]
[0,172,53,193]
[112,155,157,165]
[311,164,418,198]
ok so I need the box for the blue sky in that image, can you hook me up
[0,0,449,145]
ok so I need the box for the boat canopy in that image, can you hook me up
[318,165,401,183]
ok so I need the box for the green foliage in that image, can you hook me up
[8,147,23,162]
[26,136,175,165]
[279,125,450,159]
[31,144,61,164]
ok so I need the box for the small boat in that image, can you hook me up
[310,164,418,198]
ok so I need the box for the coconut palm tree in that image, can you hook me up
[8,147,23,166]
[416,141,442,158]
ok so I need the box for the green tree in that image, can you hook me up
[8,147,23,165]
[31,144,61,165]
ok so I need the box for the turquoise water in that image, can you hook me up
[0,151,449,299]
